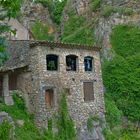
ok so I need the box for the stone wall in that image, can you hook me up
[8,18,29,40]
[16,72,34,112]
[29,45,105,127]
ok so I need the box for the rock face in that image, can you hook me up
[20,0,58,40]
[77,121,105,140]
[95,14,140,59]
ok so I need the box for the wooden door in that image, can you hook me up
[83,82,94,101]
[45,89,53,107]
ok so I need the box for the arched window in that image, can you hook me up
[46,54,58,71]
[66,55,78,71]
[84,56,93,71]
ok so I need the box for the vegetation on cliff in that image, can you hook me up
[103,24,140,139]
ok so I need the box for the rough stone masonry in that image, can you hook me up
[0,40,105,129]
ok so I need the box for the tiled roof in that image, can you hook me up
[0,40,30,72]
[30,41,101,51]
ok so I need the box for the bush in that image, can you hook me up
[0,120,11,140]
[101,6,114,17]
[43,92,76,140]
[31,20,54,41]
[36,0,67,25]
[56,93,76,140]
[13,92,26,111]
[91,0,101,12]
[105,95,122,128]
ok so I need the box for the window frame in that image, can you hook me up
[46,54,59,71]
[66,54,78,72]
[84,56,93,72]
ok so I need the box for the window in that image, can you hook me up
[84,56,93,71]
[46,54,58,71]
[45,89,54,108]
[66,55,78,71]
[83,82,94,101]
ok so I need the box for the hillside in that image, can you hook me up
[0,0,140,139]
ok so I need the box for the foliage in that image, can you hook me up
[0,0,22,19]
[103,24,140,122]
[0,91,41,140]
[117,7,133,16]
[0,120,11,140]
[105,94,122,128]
[101,6,133,17]
[91,0,101,12]
[103,127,140,140]
[36,0,67,25]
[0,0,22,66]
[43,92,76,140]
[110,24,140,57]
[57,93,76,140]
[101,5,114,17]
[61,15,95,45]
[87,115,103,131]
[31,20,54,41]
[0,37,9,66]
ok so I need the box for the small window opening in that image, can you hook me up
[83,82,94,101]
[66,55,78,71]
[45,89,54,108]
[46,54,58,71]
[84,56,93,71]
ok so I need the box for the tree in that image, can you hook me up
[0,0,22,66]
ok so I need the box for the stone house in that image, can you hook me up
[0,40,105,127]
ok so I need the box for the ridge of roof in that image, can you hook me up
[8,40,101,51]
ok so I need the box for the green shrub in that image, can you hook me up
[0,120,11,140]
[87,115,103,131]
[57,93,76,140]
[61,15,95,45]
[118,8,133,16]
[0,91,41,140]
[43,92,76,140]
[31,20,54,41]
[101,5,114,17]
[105,95,122,128]
[13,92,26,111]
[91,0,101,12]
[36,0,67,25]
[110,24,140,57]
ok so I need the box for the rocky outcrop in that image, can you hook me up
[19,0,58,40]
[77,121,105,140]
[95,13,140,59]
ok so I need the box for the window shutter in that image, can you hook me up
[83,82,94,101]
[45,89,54,107]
